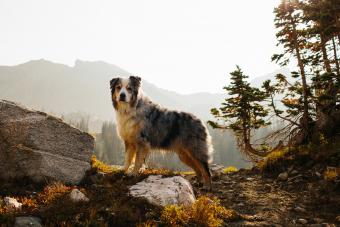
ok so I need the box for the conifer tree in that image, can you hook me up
[272,0,311,142]
[208,66,270,160]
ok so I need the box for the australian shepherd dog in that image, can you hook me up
[110,76,213,189]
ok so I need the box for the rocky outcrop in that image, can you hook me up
[129,175,196,206]
[0,100,94,184]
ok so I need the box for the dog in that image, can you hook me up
[110,76,213,189]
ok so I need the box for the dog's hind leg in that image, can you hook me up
[132,143,150,175]
[179,148,212,190]
[124,142,136,172]
[177,150,203,183]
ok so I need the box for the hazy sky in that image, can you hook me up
[0,0,281,94]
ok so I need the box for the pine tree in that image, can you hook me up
[208,66,270,160]
[272,0,311,139]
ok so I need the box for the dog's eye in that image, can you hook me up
[127,87,132,92]
[116,85,122,90]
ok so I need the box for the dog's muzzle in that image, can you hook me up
[119,93,126,102]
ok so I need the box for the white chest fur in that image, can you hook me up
[115,107,141,142]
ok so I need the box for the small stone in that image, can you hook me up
[294,206,306,213]
[287,166,294,173]
[69,189,89,202]
[321,223,335,227]
[297,218,308,225]
[315,172,322,178]
[313,218,324,224]
[291,170,299,175]
[237,202,244,206]
[335,216,340,223]
[4,197,22,209]
[278,172,288,181]
[246,177,254,181]
[14,216,42,227]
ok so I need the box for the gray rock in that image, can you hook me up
[278,172,289,181]
[14,216,42,227]
[129,175,195,206]
[4,197,22,209]
[0,100,94,184]
[69,189,89,202]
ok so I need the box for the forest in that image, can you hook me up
[209,0,340,162]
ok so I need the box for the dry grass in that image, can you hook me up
[38,182,71,204]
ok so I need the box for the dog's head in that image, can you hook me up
[110,76,141,110]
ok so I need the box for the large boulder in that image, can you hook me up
[129,175,196,206]
[0,100,94,184]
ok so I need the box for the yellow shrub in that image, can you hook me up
[137,220,158,227]
[223,166,238,174]
[257,148,290,171]
[161,205,190,227]
[324,168,338,181]
[190,196,238,227]
[160,196,238,227]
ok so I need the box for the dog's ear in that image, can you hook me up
[129,76,141,89]
[110,77,120,92]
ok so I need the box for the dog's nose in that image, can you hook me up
[119,93,126,101]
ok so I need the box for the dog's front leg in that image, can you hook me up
[131,145,149,175]
[123,143,136,173]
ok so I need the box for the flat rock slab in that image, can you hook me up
[14,216,42,227]
[0,100,94,184]
[129,175,196,206]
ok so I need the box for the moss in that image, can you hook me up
[140,168,174,177]
[91,155,121,174]
[222,166,238,174]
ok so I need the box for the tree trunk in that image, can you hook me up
[292,20,309,137]
[320,34,332,73]
[333,37,340,76]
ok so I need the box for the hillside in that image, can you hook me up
[0,59,224,121]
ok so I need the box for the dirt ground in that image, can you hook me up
[190,167,340,226]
